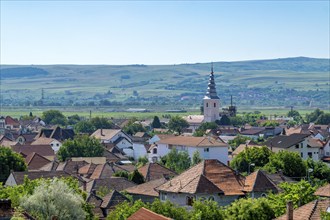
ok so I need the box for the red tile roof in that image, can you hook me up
[126,178,168,197]
[243,170,278,193]
[25,152,52,171]
[157,136,228,147]
[128,207,171,220]
[314,184,330,198]
[138,163,177,182]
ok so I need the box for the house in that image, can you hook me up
[31,137,62,153]
[24,152,52,171]
[0,135,16,147]
[157,159,245,207]
[103,146,129,163]
[151,136,229,165]
[231,140,262,158]
[239,126,283,140]
[243,170,278,198]
[4,116,20,130]
[276,199,330,220]
[11,144,55,160]
[36,126,75,141]
[14,133,37,145]
[89,162,134,180]
[182,115,204,132]
[5,171,71,186]
[125,178,168,203]
[87,190,129,218]
[127,207,171,220]
[138,163,177,182]
[86,177,136,195]
[56,159,89,174]
[131,135,150,161]
[261,171,296,186]
[91,129,133,157]
[264,133,323,161]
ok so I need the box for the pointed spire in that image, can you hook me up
[205,63,219,99]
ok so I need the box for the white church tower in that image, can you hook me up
[203,65,220,122]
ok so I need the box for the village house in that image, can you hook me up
[264,133,324,161]
[91,129,133,157]
[156,159,278,207]
[150,136,229,164]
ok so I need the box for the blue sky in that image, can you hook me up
[1,1,329,65]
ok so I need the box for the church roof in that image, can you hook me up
[204,66,220,99]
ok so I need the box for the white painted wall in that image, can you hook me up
[133,143,147,161]
[5,173,17,186]
[203,98,220,122]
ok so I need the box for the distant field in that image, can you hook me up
[1,106,328,119]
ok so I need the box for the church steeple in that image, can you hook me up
[205,63,220,99]
[203,63,221,122]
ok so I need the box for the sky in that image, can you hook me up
[0,1,329,65]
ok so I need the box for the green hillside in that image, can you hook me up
[0,57,329,110]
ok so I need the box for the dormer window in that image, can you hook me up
[214,103,216,107]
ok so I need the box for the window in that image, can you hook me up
[204,148,209,152]
[152,156,158,163]
[308,152,312,158]
[161,192,167,201]
[261,193,267,198]
[153,148,157,154]
[301,152,303,158]
[56,143,59,146]
[295,144,299,149]
[214,103,216,107]
[186,196,194,206]
[206,103,208,107]
[300,143,303,148]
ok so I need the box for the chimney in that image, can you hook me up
[286,201,293,220]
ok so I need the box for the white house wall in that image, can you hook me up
[133,143,147,160]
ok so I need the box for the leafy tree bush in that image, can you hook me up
[106,200,146,220]
[160,148,191,173]
[68,114,81,125]
[168,116,189,134]
[264,151,306,178]
[20,178,86,219]
[267,180,316,217]
[261,120,280,127]
[151,116,162,128]
[315,113,330,125]
[123,121,146,135]
[191,199,224,220]
[306,159,330,182]
[90,117,114,129]
[42,109,67,126]
[193,122,218,137]
[136,156,149,167]
[0,148,27,182]
[218,115,230,125]
[148,199,190,220]
[230,146,272,173]
[305,108,324,123]
[113,170,129,179]
[57,135,104,161]
[192,151,202,166]
[225,197,275,220]
[74,120,96,134]
[228,135,251,149]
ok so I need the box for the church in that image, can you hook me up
[183,66,221,131]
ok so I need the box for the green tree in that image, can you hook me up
[191,199,224,220]
[128,170,145,184]
[225,197,275,220]
[193,122,218,137]
[267,180,316,217]
[113,170,129,179]
[218,115,230,125]
[123,121,146,135]
[228,135,251,149]
[68,114,81,125]
[106,200,146,220]
[230,146,272,173]
[315,113,330,125]
[306,158,330,182]
[0,148,27,182]
[305,108,324,123]
[90,117,114,129]
[136,156,149,167]
[229,116,244,126]
[168,116,189,134]
[149,199,190,220]
[192,151,202,166]
[160,148,191,173]
[42,110,67,126]
[287,110,301,118]
[261,120,280,127]
[151,116,162,128]
[264,151,306,178]
[57,135,104,161]
[20,178,86,219]
[74,120,96,134]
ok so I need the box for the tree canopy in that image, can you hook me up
[168,116,189,134]
[123,120,146,135]
[57,135,104,161]
[264,150,306,178]
[230,146,272,173]
[192,151,202,166]
[74,120,96,134]
[228,135,251,149]
[151,116,162,128]
[20,178,86,219]
[160,148,191,173]
[90,117,114,129]
[0,147,27,182]
[193,122,218,137]
[42,110,67,126]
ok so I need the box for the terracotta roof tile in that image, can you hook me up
[25,152,52,171]
[138,163,177,182]
[157,136,228,147]
[101,190,129,209]
[314,184,330,198]
[126,178,168,197]
[91,129,122,140]
[243,170,278,193]
[11,144,55,157]
[31,137,57,145]
[128,207,171,220]
[9,171,71,185]
[276,199,330,220]
[86,177,136,194]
